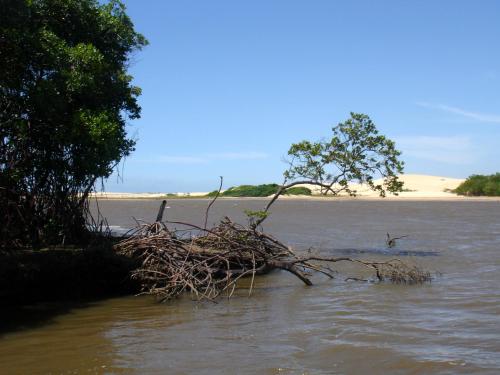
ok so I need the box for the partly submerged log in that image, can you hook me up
[114,217,431,302]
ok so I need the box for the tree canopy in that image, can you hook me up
[0,0,147,247]
[257,113,404,224]
[284,113,404,196]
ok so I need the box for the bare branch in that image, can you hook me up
[204,176,223,230]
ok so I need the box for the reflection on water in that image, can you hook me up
[1,199,500,374]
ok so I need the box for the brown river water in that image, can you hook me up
[1,199,500,374]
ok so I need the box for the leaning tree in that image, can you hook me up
[254,112,404,226]
[0,0,146,248]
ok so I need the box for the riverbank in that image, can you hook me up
[0,242,140,306]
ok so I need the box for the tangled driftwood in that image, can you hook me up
[114,206,431,302]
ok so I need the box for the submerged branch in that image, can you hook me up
[115,212,431,302]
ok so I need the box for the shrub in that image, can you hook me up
[220,184,280,197]
[284,186,312,195]
[207,184,312,197]
[454,173,500,196]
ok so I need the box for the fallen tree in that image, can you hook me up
[114,205,431,302]
[114,114,431,302]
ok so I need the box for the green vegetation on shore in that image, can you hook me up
[206,184,312,197]
[1,0,145,304]
[284,186,313,195]
[1,0,146,249]
[454,173,500,196]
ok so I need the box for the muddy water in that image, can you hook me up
[2,199,500,374]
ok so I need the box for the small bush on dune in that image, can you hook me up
[284,187,312,195]
[221,184,280,197]
[206,184,313,197]
[454,173,500,196]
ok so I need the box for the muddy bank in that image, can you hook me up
[0,244,140,306]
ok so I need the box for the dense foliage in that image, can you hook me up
[283,186,312,196]
[0,0,146,248]
[454,173,500,196]
[207,184,312,197]
[220,184,280,197]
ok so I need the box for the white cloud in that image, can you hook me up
[396,135,475,164]
[136,151,269,164]
[416,102,500,124]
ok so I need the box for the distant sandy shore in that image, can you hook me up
[91,174,499,201]
[92,192,208,199]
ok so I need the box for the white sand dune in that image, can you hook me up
[298,174,465,199]
[93,174,478,200]
[382,174,464,198]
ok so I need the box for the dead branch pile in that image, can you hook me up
[114,217,431,302]
[115,218,292,301]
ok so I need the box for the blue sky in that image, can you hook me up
[106,0,500,192]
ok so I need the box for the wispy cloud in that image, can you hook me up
[136,151,269,164]
[396,135,475,164]
[416,102,500,124]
